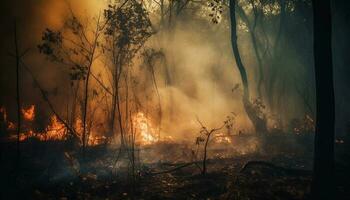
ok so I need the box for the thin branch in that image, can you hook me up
[20,60,78,138]
[90,72,114,96]
[149,162,196,175]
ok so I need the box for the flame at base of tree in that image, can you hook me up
[132,112,159,145]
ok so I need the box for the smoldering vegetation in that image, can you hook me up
[0,0,350,199]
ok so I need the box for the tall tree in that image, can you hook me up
[103,0,153,147]
[81,14,102,157]
[311,0,335,199]
[14,21,21,164]
[229,0,267,134]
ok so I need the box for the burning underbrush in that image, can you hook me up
[1,104,313,164]
[0,105,325,200]
[1,105,168,147]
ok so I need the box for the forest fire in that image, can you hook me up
[2,106,158,146]
[133,112,158,145]
[1,0,349,199]
[40,115,66,140]
[213,132,232,144]
[21,105,35,121]
[2,105,107,145]
[16,115,68,142]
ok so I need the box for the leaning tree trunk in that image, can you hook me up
[229,0,268,134]
[82,44,97,158]
[311,0,335,199]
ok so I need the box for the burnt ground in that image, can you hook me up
[1,135,350,200]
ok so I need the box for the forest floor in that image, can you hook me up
[1,134,349,200]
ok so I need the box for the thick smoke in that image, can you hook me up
[3,0,349,142]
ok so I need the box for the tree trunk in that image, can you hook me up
[311,0,335,199]
[82,19,100,157]
[267,0,286,110]
[112,52,125,148]
[202,132,211,175]
[14,21,21,164]
[82,64,91,157]
[229,0,268,134]
[110,86,117,139]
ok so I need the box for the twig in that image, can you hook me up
[149,162,196,175]
[20,60,78,138]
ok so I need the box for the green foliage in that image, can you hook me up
[103,1,154,61]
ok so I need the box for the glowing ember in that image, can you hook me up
[19,130,34,141]
[22,105,35,121]
[74,118,83,136]
[213,132,232,144]
[7,122,16,130]
[133,112,158,145]
[44,115,67,140]
[0,107,15,130]
[88,135,107,146]
[73,118,105,145]
[0,106,7,121]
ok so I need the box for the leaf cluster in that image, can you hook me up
[38,15,97,81]
[103,1,154,61]
[208,0,223,24]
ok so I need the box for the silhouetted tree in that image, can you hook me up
[311,0,335,199]
[229,0,268,134]
[103,0,153,146]
[13,21,21,165]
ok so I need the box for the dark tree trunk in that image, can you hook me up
[82,19,100,158]
[14,21,21,164]
[202,133,211,175]
[109,54,119,141]
[82,53,93,158]
[311,0,335,199]
[229,0,268,134]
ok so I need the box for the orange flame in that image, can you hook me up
[7,122,16,130]
[44,115,67,140]
[22,105,35,121]
[213,132,232,144]
[0,106,7,121]
[3,105,113,146]
[133,112,158,145]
